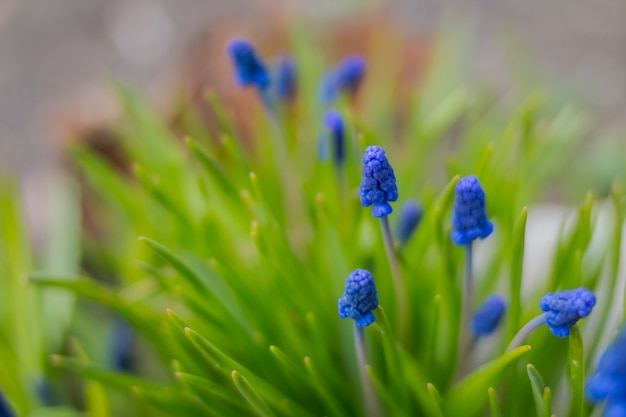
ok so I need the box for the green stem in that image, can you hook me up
[354,324,383,417]
[506,314,546,351]
[380,216,407,342]
[457,242,473,373]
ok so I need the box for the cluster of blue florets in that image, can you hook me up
[471,294,506,337]
[338,269,379,327]
[320,55,366,105]
[359,146,398,218]
[586,326,626,415]
[540,287,596,337]
[451,175,494,246]
[228,39,270,90]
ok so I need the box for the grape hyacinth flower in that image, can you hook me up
[451,175,494,246]
[320,55,367,105]
[586,325,626,415]
[323,110,346,166]
[338,269,379,327]
[359,145,398,218]
[471,294,506,337]
[110,320,136,372]
[275,55,297,103]
[507,287,596,350]
[540,287,596,337]
[395,201,423,246]
[0,390,15,417]
[227,39,270,91]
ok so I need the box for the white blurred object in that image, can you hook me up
[107,0,174,67]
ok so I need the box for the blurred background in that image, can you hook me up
[2,0,626,179]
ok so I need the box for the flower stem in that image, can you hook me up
[354,324,383,417]
[506,313,546,351]
[457,242,473,371]
[380,216,407,341]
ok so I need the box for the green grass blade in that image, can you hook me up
[568,324,584,417]
[231,370,277,417]
[526,364,545,417]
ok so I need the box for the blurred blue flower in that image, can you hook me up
[319,55,367,105]
[359,145,398,218]
[471,294,506,336]
[275,55,297,103]
[0,390,15,417]
[323,110,346,165]
[227,39,270,90]
[110,320,136,372]
[540,287,596,337]
[586,325,626,408]
[451,175,494,246]
[395,201,423,246]
[338,269,379,327]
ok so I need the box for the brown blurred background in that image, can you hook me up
[2,0,625,178]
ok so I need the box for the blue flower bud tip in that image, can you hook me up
[227,39,270,90]
[540,287,595,337]
[396,201,423,245]
[451,175,493,246]
[471,294,506,336]
[586,326,626,405]
[359,145,398,218]
[323,110,346,165]
[275,55,297,102]
[338,269,379,327]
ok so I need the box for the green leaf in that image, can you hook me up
[508,207,528,341]
[542,387,552,417]
[526,364,545,417]
[426,383,445,417]
[444,345,532,416]
[231,370,277,417]
[487,387,502,417]
[568,324,584,417]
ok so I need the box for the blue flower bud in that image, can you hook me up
[395,201,423,246]
[586,326,626,404]
[359,146,398,218]
[319,55,367,105]
[227,39,270,90]
[275,55,297,103]
[471,294,506,336]
[540,287,596,337]
[338,269,379,327]
[323,110,346,165]
[0,390,15,417]
[336,55,366,96]
[451,175,494,246]
[110,320,136,372]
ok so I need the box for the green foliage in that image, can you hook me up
[1,27,625,417]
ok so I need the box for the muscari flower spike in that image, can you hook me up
[471,294,506,336]
[540,287,596,337]
[338,269,379,327]
[227,39,270,91]
[396,201,423,246]
[451,175,494,246]
[319,55,367,105]
[359,145,398,218]
[586,325,626,414]
[323,110,346,165]
[275,55,297,103]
